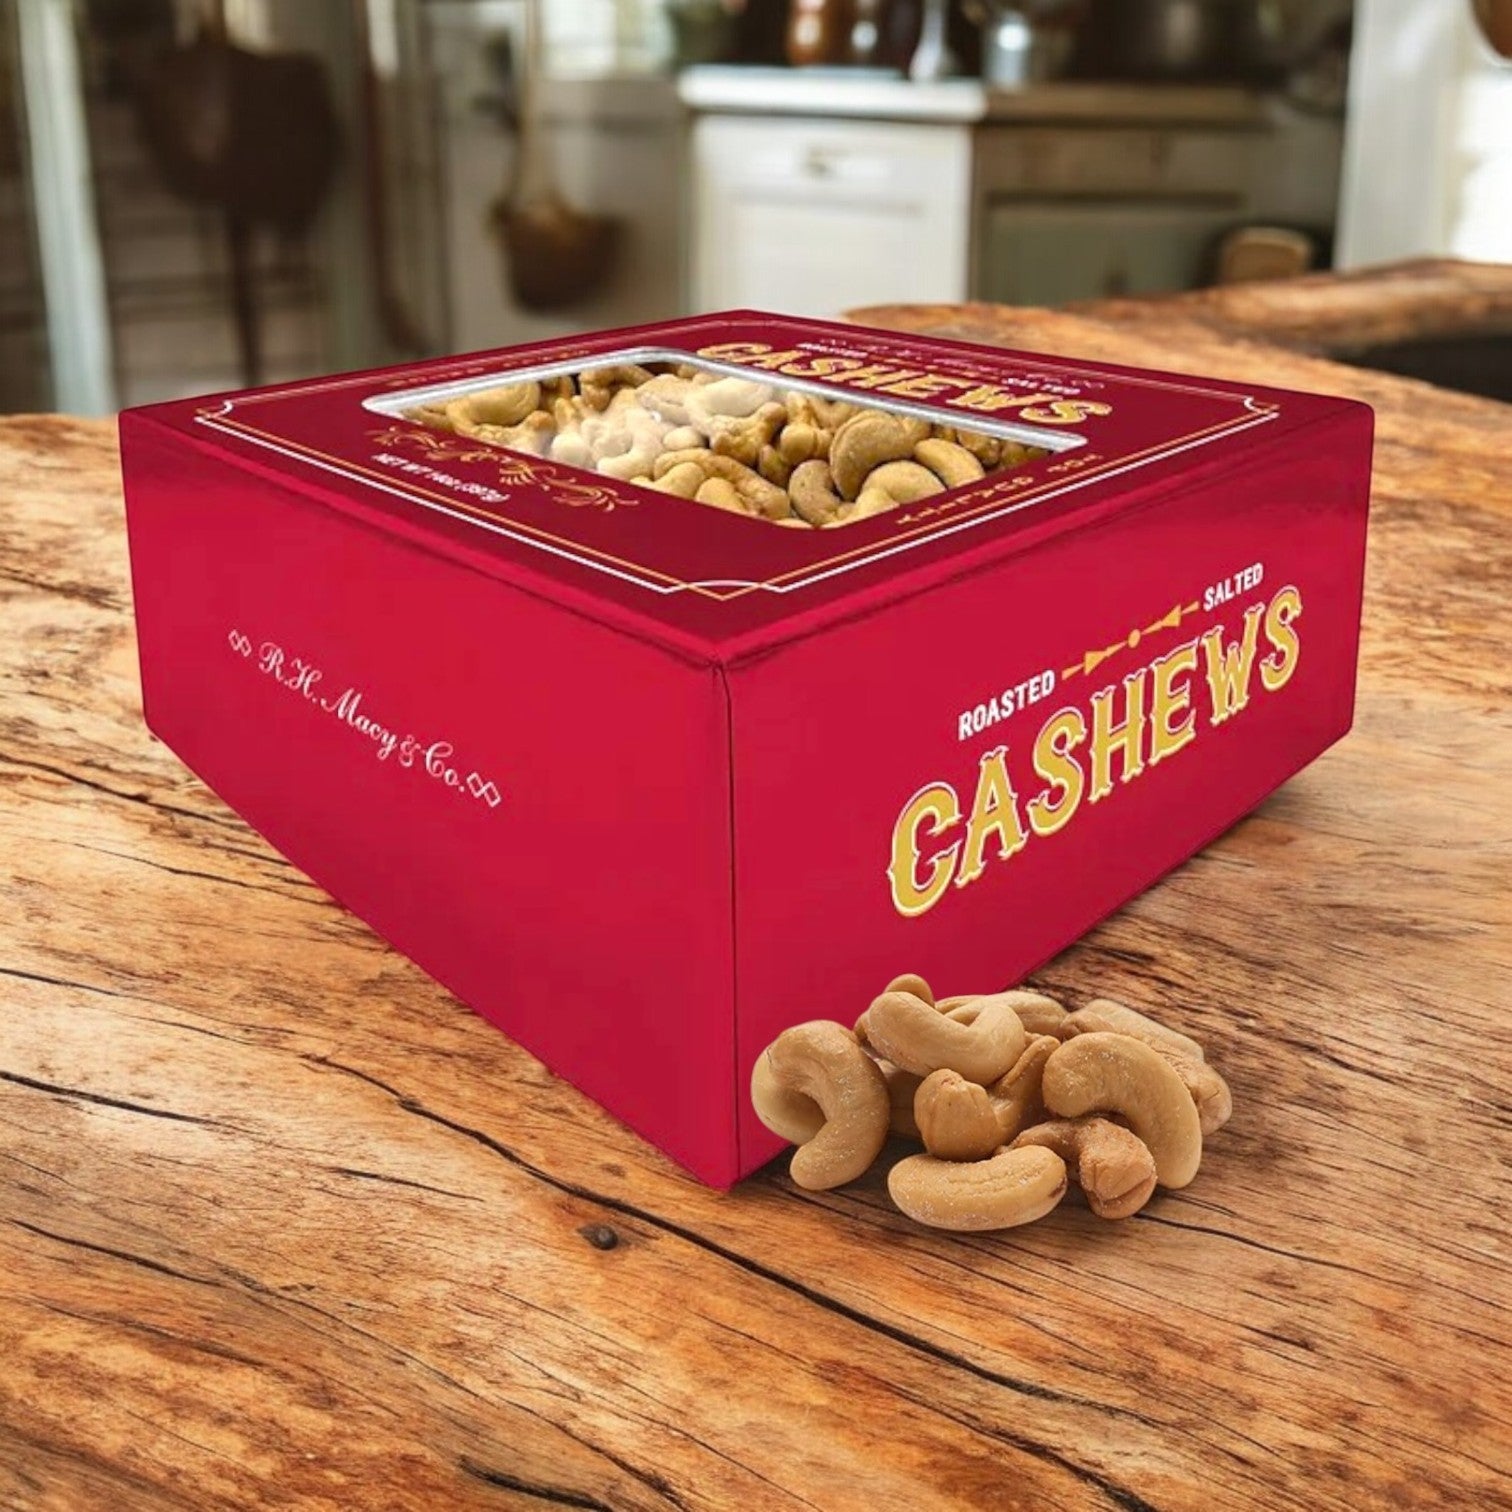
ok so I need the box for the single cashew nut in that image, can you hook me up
[862,990,1026,1085]
[757,443,793,488]
[778,420,830,466]
[695,476,746,514]
[484,411,554,457]
[1174,1058,1232,1137]
[1063,1000,1230,1135]
[752,1022,889,1191]
[636,374,695,426]
[651,461,705,498]
[1041,1033,1202,1189]
[953,989,1068,1038]
[915,437,986,488]
[1066,1000,1206,1062]
[1012,1117,1158,1220]
[985,1033,1060,1142]
[946,427,1004,469]
[790,459,845,526]
[829,413,932,500]
[888,1146,1068,1231]
[915,1069,1002,1162]
[884,973,934,1007]
[598,444,661,481]
[749,1053,824,1146]
[447,381,541,432]
[861,460,946,506]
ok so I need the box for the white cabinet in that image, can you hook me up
[690,115,973,317]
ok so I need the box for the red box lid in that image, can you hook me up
[129,311,1358,665]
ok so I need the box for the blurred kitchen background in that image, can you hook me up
[1,0,1508,413]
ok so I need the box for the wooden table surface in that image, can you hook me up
[4,269,1511,1512]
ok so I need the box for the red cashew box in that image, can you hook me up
[119,312,1373,1186]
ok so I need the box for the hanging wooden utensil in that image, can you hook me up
[489,0,618,313]
[131,0,338,385]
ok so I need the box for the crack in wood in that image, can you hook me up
[0,1068,222,1127]
[12,1220,223,1289]
[457,1458,616,1509]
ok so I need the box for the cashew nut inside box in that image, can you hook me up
[119,312,1373,1187]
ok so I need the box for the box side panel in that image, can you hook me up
[120,416,739,1186]
[730,407,1373,1177]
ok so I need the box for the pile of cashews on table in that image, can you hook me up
[751,975,1233,1230]
[408,364,1047,528]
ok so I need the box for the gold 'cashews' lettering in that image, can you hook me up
[955,747,1029,889]
[1261,585,1303,691]
[1202,603,1264,724]
[1148,640,1200,767]
[1089,669,1148,804]
[885,586,1308,918]
[889,783,963,917]
[1017,399,1115,425]
[693,345,1116,424]
[1028,708,1087,838]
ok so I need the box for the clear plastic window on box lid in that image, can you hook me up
[366,348,1080,531]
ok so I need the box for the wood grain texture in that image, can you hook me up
[3,274,1511,1511]
[1071,257,1512,352]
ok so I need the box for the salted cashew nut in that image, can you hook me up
[1066,1000,1206,1061]
[1063,1001,1231,1135]
[749,1053,824,1146]
[888,1145,1068,1231]
[1012,1117,1158,1220]
[635,374,695,426]
[790,459,845,526]
[778,420,831,466]
[914,1069,1002,1162]
[473,410,554,457]
[650,461,705,498]
[445,381,541,432]
[861,990,1025,1085]
[829,413,932,500]
[757,443,793,488]
[914,437,986,488]
[695,476,746,513]
[884,973,934,1006]
[686,377,778,435]
[939,990,1068,1039]
[847,459,945,520]
[751,1022,889,1191]
[1041,1033,1202,1189]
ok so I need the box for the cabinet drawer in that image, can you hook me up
[695,115,971,196]
[975,125,1257,197]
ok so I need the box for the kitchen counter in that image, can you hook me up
[1068,255,1512,350]
[4,263,1511,1510]
[679,65,1269,125]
